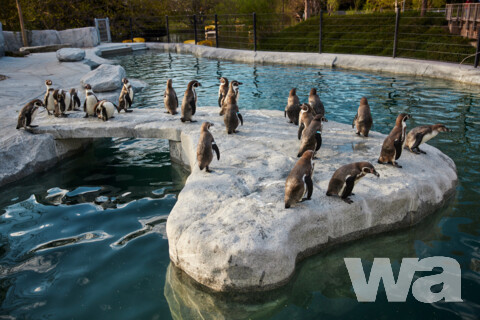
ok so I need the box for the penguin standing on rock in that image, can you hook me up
[218,77,229,108]
[53,89,68,117]
[181,80,201,122]
[197,122,220,173]
[16,99,44,130]
[69,88,81,111]
[83,84,99,118]
[285,88,301,125]
[326,162,380,204]
[297,115,326,158]
[298,103,314,140]
[223,92,243,134]
[378,113,411,168]
[352,97,373,137]
[44,80,55,115]
[220,80,242,116]
[285,150,315,209]
[163,79,178,115]
[308,88,325,117]
[405,124,451,154]
[118,78,134,113]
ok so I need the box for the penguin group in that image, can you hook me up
[15,74,451,210]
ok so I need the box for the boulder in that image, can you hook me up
[0,23,5,57]
[80,64,126,92]
[58,27,100,48]
[56,48,86,62]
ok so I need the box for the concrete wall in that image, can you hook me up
[3,27,100,52]
[0,23,4,57]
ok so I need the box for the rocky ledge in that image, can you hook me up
[32,107,457,292]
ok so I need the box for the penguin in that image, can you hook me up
[220,80,242,116]
[223,93,243,134]
[326,162,380,204]
[69,88,81,111]
[285,88,301,125]
[16,99,44,130]
[378,113,411,168]
[83,84,99,118]
[298,103,314,140]
[163,79,178,115]
[94,100,116,121]
[405,124,451,154]
[44,80,55,115]
[285,150,315,209]
[117,78,134,113]
[53,89,67,117]
[197,122,220,173]
[352,97,373,137]
[308,88,325,117]
[181,80,201,122]
[297,114,326,158]
[63,89,71,112]
[218,77,229,108]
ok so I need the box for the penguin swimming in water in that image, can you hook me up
[44,80,55,115]
[405,124,451,154]
[308,88,325,117]
[197,122,220,173]
[218,77,229,109]
[163,79,178,115]
[285,150,315,209]
[326,162,380,204]
[378,113,411,168]
[298,103,315,140]
[223,88,244,134]
[94,100,117,121]
[68,88,81,111]
[285,88,301,125]
[16,99,44,130]
[297,114,326,158]
[83,84,99,118]
[117,78,134,113]
[352,97,373,137]
[181,80,201,122]
[220,80,242,116]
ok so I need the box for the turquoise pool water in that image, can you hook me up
[1,51,479,319]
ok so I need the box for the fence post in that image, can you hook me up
[393,8,400,58]
[166,15,170,43]
[253,12,257,52]
[319,8,323,54]
[215,14,219,48]
[193,14,198,45]
[129,17,133,42]
[475,27,480,67]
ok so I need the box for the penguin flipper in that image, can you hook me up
[394,138,403,160]
[298,123,304,140]
[190,99,196,116]
[315,131,322,151]
[125,92,132,106]
[352,113,358,128]
[212,142,220,161]
[305,175,313,200]
[174,94,178,109]
[410,133,423,151]
[237,113,243,126]
[74,95,81,109]
[341,176,356,199]
[218,95,223,108]
[83,100,86,112]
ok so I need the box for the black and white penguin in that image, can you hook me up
[378,113,411,168]
[220,80,242,116]
[285,88,301,125]
[218,77,229,109]
[117,78,134,113]
[44,80,55,115]
[326,162,379,204]
[69,88,81,111]
[53,89,67,117]
[297,115,326,158]
[298,103,314,140]
[223,91,243,134]
[197,122,220,173]
[181,80,201,123]
[83,84,99,118]
[94,100,117,121]
[16,99,44,130]
[352,97,373,137]
[285,150,315,208]
[164,79,178,115]
[405,124,451,154]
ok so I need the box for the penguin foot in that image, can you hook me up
[326,192,332,196]
[206,166,212,173]
[191,120,197,123]
[343,197,353,204]
[418,149,427,154]
[28,125,38,128]
[125,110,133,113]
[356,132,360,135]
[180,118,185,122]
[410,148,421,154]
[285,203,291,209]
[301,197,311,202]
[392,162,402,168]
[84,114,89,118]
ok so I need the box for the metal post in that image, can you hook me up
[393,8,400,58]
[215,14,219,48]
[253,12,257,52]
[475,27,480,67]
[129,17,133,42]
[193,15,198,45]
[319,9,323,54]
[166,15,170,43]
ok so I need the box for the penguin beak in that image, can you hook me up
[238,82,243,85]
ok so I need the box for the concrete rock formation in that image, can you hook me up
[80,64,126,92]
[30,107,457,292]
[56,48,86,62]
[58,27,100,48]
[0,23,4,57]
